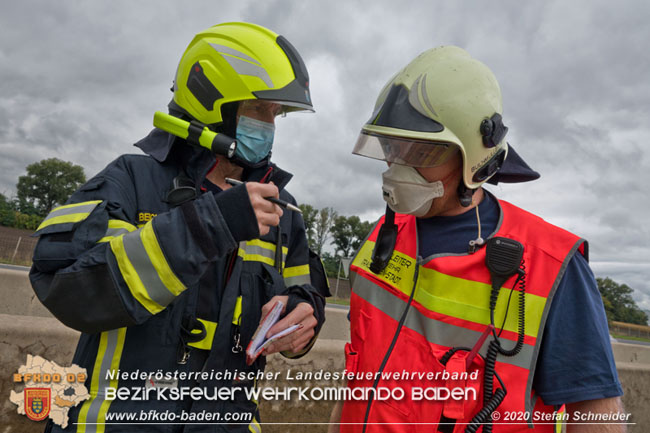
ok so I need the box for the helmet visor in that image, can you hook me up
[352,132,459,167]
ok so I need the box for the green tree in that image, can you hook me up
[298,203,318,250]
[352,219,373,253]
[320,251,340,278]
[331,215,374,257]
[16,158,86,217]
[13,212,43,231]
[331,216,354,257]
[313,207,337,256]
[0,193,16,227]
[597,277,648,325]
[13,197,39,216]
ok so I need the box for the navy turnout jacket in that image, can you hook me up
[30,129,326,432]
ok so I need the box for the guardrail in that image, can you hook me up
[0,232,36,266]
[611,320,650,340]
[1,267,648,432]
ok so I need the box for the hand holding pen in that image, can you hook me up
[225,178,302,213]
[230,180,282,236]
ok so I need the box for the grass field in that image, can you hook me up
[611,333,650,343]
[328,298,351,306]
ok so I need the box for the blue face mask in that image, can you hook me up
[235,115,275,164]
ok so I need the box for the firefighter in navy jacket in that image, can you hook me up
[30,22,328,432]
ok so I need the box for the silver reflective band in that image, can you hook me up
[352,132,458,167]
[209,43,261,65]
[42,201,100,222]
[240,241,287,264]
[221,54,274,89]
[284,274,311,287]
[121,230,177,308]
[104,227,131,238]
[353,276,533,369]
[84,329,124,431]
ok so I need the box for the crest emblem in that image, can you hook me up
[25,388,51,422]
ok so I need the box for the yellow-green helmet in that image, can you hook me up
[171,22,313,125]
[353,46,509,189]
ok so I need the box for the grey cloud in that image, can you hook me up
[1,0,649,305]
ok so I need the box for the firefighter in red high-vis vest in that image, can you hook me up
[329,47,625,433]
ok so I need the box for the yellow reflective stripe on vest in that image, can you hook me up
[109,221,186,314]
[283,264,311,286]
[352,241,417,293]
[354,274,533,369]
[238,239,287,267]
[188,318,218,350]
[76,327,126,433]
[555,405,566,432]
[36,200,102,231]
[98,219,138,243]
[354,240,545,339]
[418,266,544,339]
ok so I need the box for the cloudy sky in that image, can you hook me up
[1,1,649,309]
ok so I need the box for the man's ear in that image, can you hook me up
[217,101,239,137]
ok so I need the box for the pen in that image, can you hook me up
[224,178,303,214]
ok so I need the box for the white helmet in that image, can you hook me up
[353,46,536,189]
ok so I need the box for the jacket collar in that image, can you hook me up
[134,128,293,191]
[242,162,293,191]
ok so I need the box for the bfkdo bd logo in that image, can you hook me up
[25,388,51,421]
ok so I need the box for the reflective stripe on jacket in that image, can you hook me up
[340,199,587,433]
[29,129,317,432]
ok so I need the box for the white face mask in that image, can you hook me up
[381,164,445,216]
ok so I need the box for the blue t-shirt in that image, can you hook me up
[416,192,623,405]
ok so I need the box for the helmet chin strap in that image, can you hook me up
[457,182,476,207]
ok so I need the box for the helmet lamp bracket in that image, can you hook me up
[187,62,223,111]
[480,113,508,148]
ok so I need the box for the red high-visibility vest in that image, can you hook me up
[340,199,586,433]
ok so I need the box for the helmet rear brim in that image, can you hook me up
[486,143,540,184]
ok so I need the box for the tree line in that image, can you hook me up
[1,158,647,326]
[0,158,86,230]
[598,277,648,326]
[298,204,374,278]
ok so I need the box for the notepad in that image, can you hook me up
[246,301,301,365]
